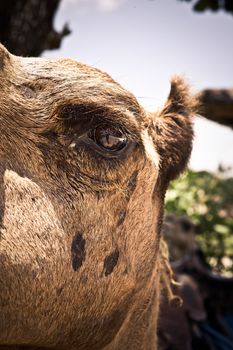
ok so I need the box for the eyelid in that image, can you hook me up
[60,104,140,140]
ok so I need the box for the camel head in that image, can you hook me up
[0,43,196,350]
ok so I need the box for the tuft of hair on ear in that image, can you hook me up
[163,75,199,117]
[152,76,199,184]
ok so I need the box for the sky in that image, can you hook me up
[43,0,233,173]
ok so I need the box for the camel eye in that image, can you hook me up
[89,125,128,152]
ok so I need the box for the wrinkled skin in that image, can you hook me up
[0,43,196,350]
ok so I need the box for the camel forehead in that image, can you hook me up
[13,56,140,109]
[17,56,115,85]
[1,53,147,136]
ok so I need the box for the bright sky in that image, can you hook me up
[43,0,233,173]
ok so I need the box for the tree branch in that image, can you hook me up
[199,88,233,129]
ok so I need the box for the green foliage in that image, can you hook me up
[165,169,233,273]
[179,0,233,15]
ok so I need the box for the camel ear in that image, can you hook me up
[153,76,198,182]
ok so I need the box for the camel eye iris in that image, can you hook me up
[89,125,127,151]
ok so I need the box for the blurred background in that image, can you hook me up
[1,0,232,348]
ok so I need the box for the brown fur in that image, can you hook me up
[0,43,197,350]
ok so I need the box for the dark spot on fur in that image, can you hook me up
[18,84,37,99]
[103,249,119,276]
[126,171,138,199]
[117,211,126,226]
[71,233,86,271]
[56,287,63,296]
[95,191,101,200]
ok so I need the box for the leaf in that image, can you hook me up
[194,0,219,12]
[165,168,233,273]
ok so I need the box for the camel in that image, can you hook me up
[0,43,197,350]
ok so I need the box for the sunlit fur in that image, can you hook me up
[0,43,197,350]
